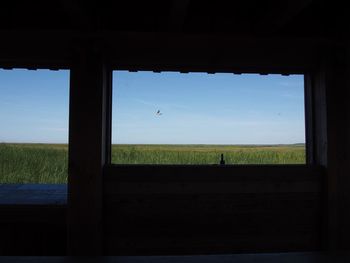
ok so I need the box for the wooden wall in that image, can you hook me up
[0,33,348,255]
[103,165,324,255]
[0,205,66,255]
[0,164,325,255]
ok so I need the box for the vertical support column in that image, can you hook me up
[334,46,350,250]
[67,48,111,255]
[311,62,329,250]
[315,50,348,251]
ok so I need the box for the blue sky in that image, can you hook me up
[112,71,305,145]
[0,69,69,143]
[0,69,305,145]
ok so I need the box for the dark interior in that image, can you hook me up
[0,0,350,261]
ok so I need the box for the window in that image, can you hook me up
[111,70,306,165]
[0,69,69,183]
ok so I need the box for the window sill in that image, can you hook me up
[0,252,349,262]
[0,184,67,205]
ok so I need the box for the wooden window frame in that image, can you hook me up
[0,34,335,254]
[102,66,325,198]
[108,69,312,168]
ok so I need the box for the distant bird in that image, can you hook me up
[156,110,162,116]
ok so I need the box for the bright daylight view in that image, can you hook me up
[0,69,305,183]
[112,71,305,165]
[0,69,69,183]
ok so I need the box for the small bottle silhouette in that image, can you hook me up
[220,153,225,165]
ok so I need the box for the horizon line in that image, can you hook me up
[1,142,306,146]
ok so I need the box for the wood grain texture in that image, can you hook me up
[68,49,110,255]
[1,252,350,263]
[0,204,66,255]
[103,165,324,255]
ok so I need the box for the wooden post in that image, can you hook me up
[67,48,111,255]
[329,47,350,251]
[339,45,350,250]
[315,50,349,251]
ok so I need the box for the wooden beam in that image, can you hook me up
[0,30,342,72]
[105,33,338,73]
[67,48,110,255]
[104,165,324,195]
[59,0,91,28]
[338,44,350,250]
[314,50,350,251]
[257,0,313,33]
[325,46,350,250]
[168,0,190,31]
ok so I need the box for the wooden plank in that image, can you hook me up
[256,0,313,33]
[104,165,324,194]
[105,181,321,195]
[104,191,322,254]
[337,45,350,249]
[106,33,341,73]
[317,61,337,250]
[104,164,324,181]
[1,252,350,263]
[0,205,66,255]
[67,48,110,255]
[103,165,323,253]
[304,74,314,164]
[312,51,350,250]
[59,0,91,29]
[307,61,330,250]
[312,64,328,167]
[0,31,343,72]
[168,0,190,31]
[324,49,350,250]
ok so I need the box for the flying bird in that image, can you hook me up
[156,110,162,116]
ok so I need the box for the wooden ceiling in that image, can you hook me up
[0,0,349,38]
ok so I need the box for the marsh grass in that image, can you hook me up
[0,143,305,183]
[111,144,305,165]
[0,143,68,183]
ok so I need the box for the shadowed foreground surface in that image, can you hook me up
[0,253,350,263]
[0,184,66,205]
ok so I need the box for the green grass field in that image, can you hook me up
[0,143,68,184]
[0,143,305,183]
